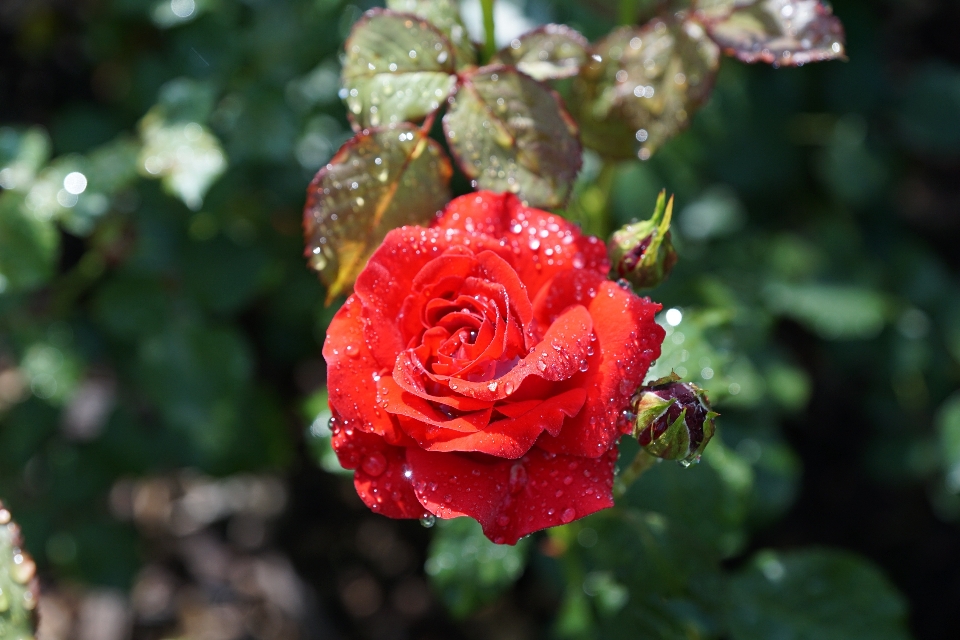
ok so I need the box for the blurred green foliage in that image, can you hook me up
[0,0,958,638]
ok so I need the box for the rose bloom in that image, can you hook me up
[324,192,664,544]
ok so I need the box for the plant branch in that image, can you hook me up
[614,448,657,498]
[481,0,497,61]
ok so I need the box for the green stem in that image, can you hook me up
[614,448,656,498]
[481,0,497,61]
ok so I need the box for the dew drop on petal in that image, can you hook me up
[561,507,577,524]
[361,452,387,477]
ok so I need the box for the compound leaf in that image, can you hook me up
[342,9,459,131]
[443,65,581,208]
[303,123,453,301]
[491,24,590,81]
[572,20,720,160]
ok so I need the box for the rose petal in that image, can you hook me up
[356,226,456,370]
[331,418,422,519]
[391,387,586,458]
[324,295,406,443]
[534,273,664,457]
[435,192,610,299]
[395,304,593,402]
[406,446,617,544]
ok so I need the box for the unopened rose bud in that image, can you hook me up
[609,190,678,290]
[632,373,717,464]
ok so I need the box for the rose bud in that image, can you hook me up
[608,190,678,290]
[632,373,717,464]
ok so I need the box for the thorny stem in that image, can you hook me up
[614,448,657,498]
[481,0,497,61]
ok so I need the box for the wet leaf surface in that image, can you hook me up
[491,24,590,81]
[342,9,459,130]
[303,123,452,301]
[695,0,846,65]
[443,66,581,208]
[572,20,720,160]
[387,0,476,70]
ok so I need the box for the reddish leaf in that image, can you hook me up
[443,65,582,208]
[341,9,459,130]
[572,20,720,160]
[491,24,590,81]
[694,0,846,66]
[303,124,452,302]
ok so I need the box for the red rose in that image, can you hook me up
[323,192,664,544]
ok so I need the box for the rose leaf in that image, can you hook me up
[341,9,459,131]
[303,123,453,302]
[572,20,720,160]
[695,0,846,66]
[443,65,582,208]
[386,0,476,69]
[491,24,590,81]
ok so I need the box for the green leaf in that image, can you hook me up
[303,123,453,302]
[937,393,960,488]
[386,0,476,69]
[572,20,720,160]
[763,282,889,340]
[565,508,722,639]
[0,501,39,640]
[342,9,459,130]
[725,549,911,640]
[491,24,589,81]
[425,517,530,618]
[694,0,846,66]
[0,192,59,294]
[0,126,51,192]
[443,65,582,208]
[138,109,227,210]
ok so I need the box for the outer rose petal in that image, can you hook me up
[436,192,610,298]
[323,295,407,444]
[406,446,617,544]
[534,272,665,457]
[331,421,422,519]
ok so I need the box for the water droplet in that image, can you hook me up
[560,507,576,523]
[487,381,498,392]
[496,514,510,527]
[420,514,437,528]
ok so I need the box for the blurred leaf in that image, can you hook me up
[0,126,51,192]
[936,393,960,493]
[572,20,720,160]
[443,65,581,207]
[764,282,888,340]
[678,185,746,241]
[725,549,911,640]
[622,440,751,558]
[695,0,846,66]
[0,192,58,294]
[138,110,227,210]
[386,0,476,69]
[92,274,169,341]
[341,9,458,130]
[0,500,38,640]
[20,342,83,406]
[303,123,452,301]
[491,24,589,81]
[569,508,721,638]
[425,517,530,618]
[156,77,217,124]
